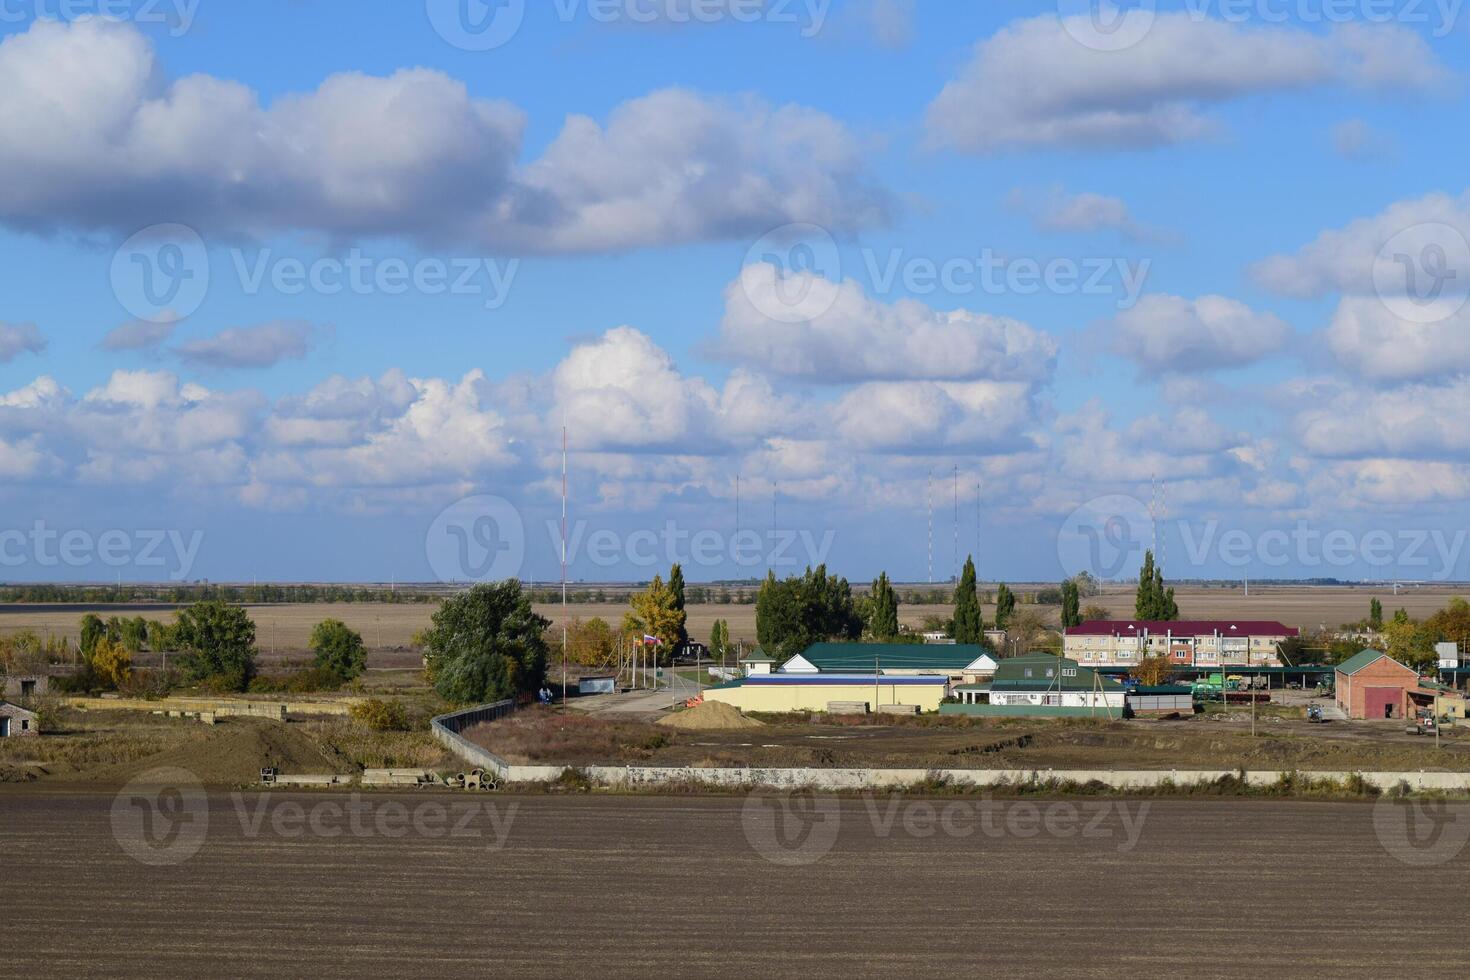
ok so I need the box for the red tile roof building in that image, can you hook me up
[1063,620,1298,667]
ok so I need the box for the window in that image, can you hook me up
[21,720,29,731]
[1062,668,1077,677]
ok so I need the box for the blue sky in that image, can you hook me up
[2,0,1470,585]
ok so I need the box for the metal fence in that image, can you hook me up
[431,699,516,775]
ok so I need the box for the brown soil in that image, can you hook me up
[655,700,764,731]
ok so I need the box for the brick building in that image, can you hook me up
[1334,650,1420,720]
[1063,620,1297,667]
[0,701,38,737]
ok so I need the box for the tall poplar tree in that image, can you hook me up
[952,557,983,644]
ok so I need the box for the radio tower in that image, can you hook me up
[927,471,934,584]
[560,421,568,704]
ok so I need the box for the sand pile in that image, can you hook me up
[656,700,764,731]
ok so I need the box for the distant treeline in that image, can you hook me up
[0,584,439,605]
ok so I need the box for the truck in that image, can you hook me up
[1190,673,1240,698]
[1405,710,1438,737]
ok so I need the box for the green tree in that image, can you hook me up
[623,575,686,662]
[309,619,367,681]
[423,581,549,704]
[1134,550,1178,621]
[952,558,983,644]
[994,582,1016,630]
[870,571,900,640]
[668,563,689,649]
[1060,579,1082,629]
[709,619,730,661]
[79,613,106,659]
[1082,604,1111,622]
[172,600,257,690]
[756,565,862,660]
[1369,598,1384,630]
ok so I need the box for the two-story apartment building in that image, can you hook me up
[1062,620,1298,667]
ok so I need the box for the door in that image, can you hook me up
[1363,687,1400,719]
[1,717,9,737]
[20,679,35,699]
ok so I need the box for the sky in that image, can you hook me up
[2,0,1470,586]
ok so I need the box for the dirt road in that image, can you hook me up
[3,788,1467,977]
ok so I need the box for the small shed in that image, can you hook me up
[578,675,617,696]
[1127,685,1196,718]
[3,673,49,701]
[1335,650,1420,720]
[739,650,777,676]
[0,701,38,737]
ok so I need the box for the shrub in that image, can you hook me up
[308,619,367,682]
[350,698,411,732]
[117,668,180,699]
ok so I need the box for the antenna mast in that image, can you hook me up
[561,422,568,705]
[927,471,934,584]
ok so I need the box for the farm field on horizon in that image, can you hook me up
[1,584,1461,653]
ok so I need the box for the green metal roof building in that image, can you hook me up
[781,642,998,676]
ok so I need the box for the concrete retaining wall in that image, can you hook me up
[68,696,353,717]
[561,766,1470,793]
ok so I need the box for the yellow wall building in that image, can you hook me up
[701,674,950,714]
